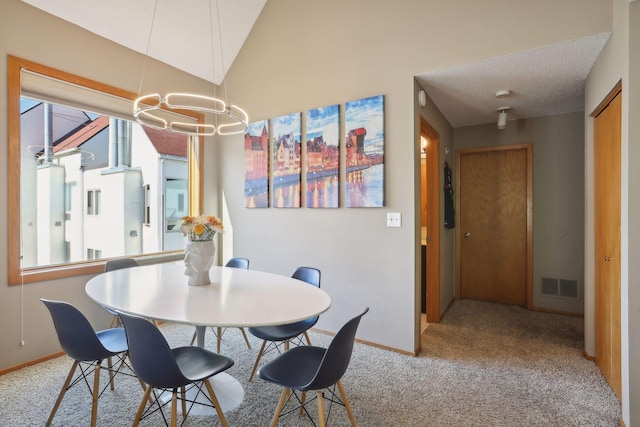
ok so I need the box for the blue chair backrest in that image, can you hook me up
[41,299,110,362]
[291,266,321,288]
[118,312,189,389]
[225,257,250,269]
[305,307,369,390]
[105,258,139,272]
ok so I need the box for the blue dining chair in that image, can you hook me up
[247,266,321,381]
[103,258,139,328]
[118,311,234,427]
[189,257,252,352]
[41,298,143,427]
[258,308,369,427]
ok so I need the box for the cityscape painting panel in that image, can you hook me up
[306,104,340,208]
[244,120,269,208]
[272,112,302,208]
[345,94,385,207]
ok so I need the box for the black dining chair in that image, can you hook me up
[103,258,139,328]
[189,257,252,352]
[119,311,234,427]
[41,298,144,427]
[258,307,369,427]
[247,266,321,381]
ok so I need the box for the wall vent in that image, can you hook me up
[540,277,580,300]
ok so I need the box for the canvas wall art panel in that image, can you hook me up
[244,120,269,208]
[271,112,302,208]
[344,95,385,207]
[306,104,340,208]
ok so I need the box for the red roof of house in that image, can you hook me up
[143,126,188,157]
[53,116,109,153]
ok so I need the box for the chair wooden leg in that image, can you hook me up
[91,361,101,427]
[109,315,119,328]
[170,390,178,427]
[304,331,312,345]
[107,356,115,391]
[249,340,267,381]
[204,378,229,427]
[217,327,223,353]
[190,330,197,346]
[180,386,187,417]
[299,391,306,415]
[337,380,357,426]
[132,385,153,427]
[239,327,252,349]
[270,388,291,427]
[46,360,79,426]
[317,390,326,427]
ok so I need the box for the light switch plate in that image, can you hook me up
[387,212,401,227]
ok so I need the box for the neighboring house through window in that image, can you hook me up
[7,56,204,285]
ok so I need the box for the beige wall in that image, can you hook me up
[0,0,217,370]
[627,2,640,424]
[218,0,612,353]
[454,113,586,314]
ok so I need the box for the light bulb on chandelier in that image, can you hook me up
[133,0,248,136]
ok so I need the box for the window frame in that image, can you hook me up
[8,55,204,285]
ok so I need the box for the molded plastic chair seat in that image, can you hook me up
[119,311,234,427]
[190,257,252,352]
[41,299,143,427]
[257,308,369,427]
[248,266,321,381]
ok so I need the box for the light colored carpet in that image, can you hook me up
[0,300,621,426]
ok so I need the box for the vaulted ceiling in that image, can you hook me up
[22,0,609,128]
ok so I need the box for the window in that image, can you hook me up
[8,56,204,285]
[144,184,151,225]
[87,190,101,215]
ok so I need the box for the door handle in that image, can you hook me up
[464,232,471,238]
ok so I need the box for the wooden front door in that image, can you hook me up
[593,85,622,400]
[456,144,532,307]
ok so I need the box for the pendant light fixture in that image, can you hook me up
[133,0,248,136]
[495,90,511,130]
[497,107,510,129]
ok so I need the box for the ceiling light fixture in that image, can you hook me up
[133,0,248,136]
[497,107,510,129]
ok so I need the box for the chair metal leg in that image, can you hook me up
[217,327,223,353]
[91,362,101,427]
[132,385,152,427]
[337,380,357,426]
[239,327,252,349]
[270,387,291,427]
[249,340,267,381]
[46,360,79,426]
[317,390,326,427]
[204,378,229,427]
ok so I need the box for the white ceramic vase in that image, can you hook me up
[184,240,215,286]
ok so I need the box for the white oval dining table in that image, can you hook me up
[85,261,331,415]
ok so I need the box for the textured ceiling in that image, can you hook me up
[416,33,610,128]
[23,0,609,128]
